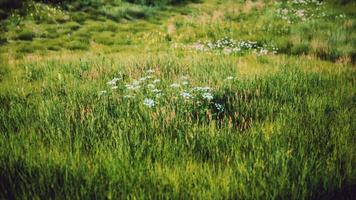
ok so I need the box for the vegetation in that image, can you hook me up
[0,0,355,199]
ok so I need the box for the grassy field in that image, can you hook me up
[0,0,355,199]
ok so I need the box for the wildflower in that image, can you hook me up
[126,84,140,90]
[226,76,234,80]
[107,77,121,86]
[181,92,192,99]
[124,95,134,98]
[202,92,214,100]
[143,98,155,108]
[151,89,162,93]
[194,86,211,91]
[170,83,180,88]
[111,86,118,90]
[153,79,160,84]
[146,69,155,74]
[139,77,147,82]
[182,81,189,85]
[233,47,241,52]
[214,103,224,112]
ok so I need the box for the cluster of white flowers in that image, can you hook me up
[107,77,120,86]
[100,70,235,111]
[276,0,325,23]
[292,0,322,6]
[214,103,224,112]
[143,98,155,108]
[125,81,141,90]
[336,14,346,19]
[181,91,193,99]
[192,37,277,55]
[202,92,214,100]
[193,86,211,92]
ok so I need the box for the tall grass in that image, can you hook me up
[0,52,355,199]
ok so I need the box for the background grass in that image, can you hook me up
[0,0,355,199]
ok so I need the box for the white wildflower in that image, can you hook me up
[99,90,107,96]
[126,84,140,90]
[145,75,153,79]
[181,92,192,99]
[194,86,211,91]
[151,89,162,93]
[146,69,155,73]
[143,98,155,108]
[202,92,214,100]
[214,103,224,112]
[153,79,160,84]
[107,77,121,86]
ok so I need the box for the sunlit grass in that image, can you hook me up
[0,0,355,199]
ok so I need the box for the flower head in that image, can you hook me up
[153,79,161,84]
[194,86,211,91]
[107,77,121,86]
[99,90,107,96]
[202,92,214,100]
[151,88,161,93]
[143,98,155,108]
[214,103,224,112]
[181,92,192,99]
[146,69,155,74]
[126,84,141,90]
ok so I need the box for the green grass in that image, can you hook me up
[0,0,355,199]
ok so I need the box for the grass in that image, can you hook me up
[0,0,355,199]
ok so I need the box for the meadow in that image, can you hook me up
[0,0,355,199]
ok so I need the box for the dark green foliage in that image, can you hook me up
[126,0,202,6]
[0,0,22,19]
[16,30,35,41]
[66,40,89,50]
[291,43,310,55]
[0,35,7,45]
[0,0,23,9]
